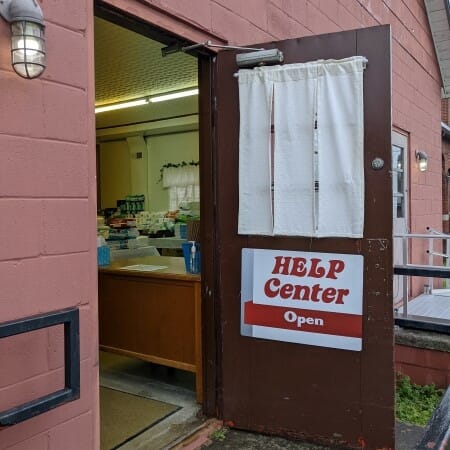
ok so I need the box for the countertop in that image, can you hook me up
[98,255,200,282]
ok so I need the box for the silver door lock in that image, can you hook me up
[371,158,384,170]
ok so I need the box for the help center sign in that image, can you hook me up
[241,248,364,351]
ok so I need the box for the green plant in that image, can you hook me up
[211,426,228,442]
[396,374,444,426]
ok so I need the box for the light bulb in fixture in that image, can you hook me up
[415,151,428,172]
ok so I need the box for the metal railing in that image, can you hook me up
[393,229,450,334]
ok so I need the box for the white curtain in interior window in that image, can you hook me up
[163,165,200,210]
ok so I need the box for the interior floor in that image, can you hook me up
[99,351,203,450]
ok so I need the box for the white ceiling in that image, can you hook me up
[94,17,198,106]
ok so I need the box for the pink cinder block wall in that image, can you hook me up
[0,0,99,448]
[0,0,443,447]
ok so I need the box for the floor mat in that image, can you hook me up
[100,386,179,450]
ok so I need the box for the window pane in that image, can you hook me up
[392,145,404,218]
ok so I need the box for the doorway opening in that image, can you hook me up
[94,8,210,449]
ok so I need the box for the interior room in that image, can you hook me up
[94,15,203,450]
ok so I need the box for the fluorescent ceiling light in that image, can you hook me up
[95,98,148,114]
[95,88,199,113]
[149,88,199,103]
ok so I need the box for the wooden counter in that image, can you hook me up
[98,256,202,402]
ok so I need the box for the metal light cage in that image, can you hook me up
[10,19,45,79]
[415,150,428,172]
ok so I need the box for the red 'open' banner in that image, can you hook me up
[244,301,362,338]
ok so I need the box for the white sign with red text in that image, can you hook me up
[241,248,364,351]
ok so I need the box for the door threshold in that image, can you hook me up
[167,418,223,450]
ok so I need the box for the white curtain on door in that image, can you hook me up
[238,56,366,238]
[272,62,317,236]
[316,58,365,237]
[238,69,274,235]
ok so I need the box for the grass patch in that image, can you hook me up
[396,374,444,426]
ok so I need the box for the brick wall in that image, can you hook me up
[0,1,99,449]
[395,344,450,388]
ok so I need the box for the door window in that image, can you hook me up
[392,144,405,219]
[392,131,409,304]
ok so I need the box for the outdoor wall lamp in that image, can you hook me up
[415,150,428,172]
[0,0,45,79]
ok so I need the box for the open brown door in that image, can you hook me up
[213,25,393,449]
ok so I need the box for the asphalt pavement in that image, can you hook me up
[201,421,425,449]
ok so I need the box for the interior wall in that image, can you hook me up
[127,136,149,209]
[97,88,199,212]
[147,131,199,211]
[99,140,131,209]
[99,131,199,211]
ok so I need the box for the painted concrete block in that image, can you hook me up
[0,72,44,138]
[211,3,271,44]
[0,253,91,323]
[0,200,42,261]
[42,84,88,143]
[268,4,311,39]
[156,0,212,30]
[0,367,64,413]
[42,200,90,255]
[6,433,48,450]
[214,0,268,30]
[306,2,340,35]
[45,23,88,89]
[47,325,65,371]
[0,358,95,448]
[0,328,49,389]
[79,305,96,362]
[0,136,89,198]
[49,412,93,450]
[41,0,88,31]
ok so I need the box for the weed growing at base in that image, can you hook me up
[396,374,444,426]
[211,427,229,442]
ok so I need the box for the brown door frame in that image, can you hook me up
[94,1,218,416]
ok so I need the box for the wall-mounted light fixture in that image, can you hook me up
[0,0,46,79]
[415,150,428,172]
[95,88,199,114]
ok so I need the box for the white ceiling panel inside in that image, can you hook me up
[94,17,198,106]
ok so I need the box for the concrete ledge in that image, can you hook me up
[395,327,450,353]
